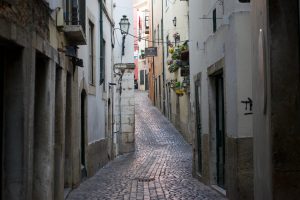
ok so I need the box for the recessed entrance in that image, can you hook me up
[64,73,72,192]
[215,73,225,188]
[1,45,24,200]
[195,79,202,174]
[81,90,87,178]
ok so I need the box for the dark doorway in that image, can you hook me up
[145,73,149,90]
[1,45,24,200]
[159,75,162,109]
[64,73,72,188]
[81,90,87,178]
[154,78,157,105]
[195,80,202,174]
[54,67,64,199]
[215,73,225,188]
[168,86,172,119]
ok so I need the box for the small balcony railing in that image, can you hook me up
[61,10,86,45]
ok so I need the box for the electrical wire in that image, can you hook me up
[113,28,189,45]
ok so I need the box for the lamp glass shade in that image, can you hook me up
[119,15,130,34]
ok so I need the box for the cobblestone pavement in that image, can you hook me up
[67,92,227,200]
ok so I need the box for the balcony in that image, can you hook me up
[57,6,86,45]
[63,25,86,45]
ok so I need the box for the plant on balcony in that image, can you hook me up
[167,41,189,73]
[180,41,189,61]
[174,82,185,96]
[168,63,179,73]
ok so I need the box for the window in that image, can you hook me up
[213,9,217,33]
[140,50,145,59]
[161,19,163,44]
[88,21,94,85]
[100,39,106,86]
[153,29,156,47]
[140,70,145,85]
[157,25,160,45]
[166,35,169,57]
[64,0,85,27]
[79,0,86,32]
[145,16,149,34]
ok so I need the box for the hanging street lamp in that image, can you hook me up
[119,15,130,56]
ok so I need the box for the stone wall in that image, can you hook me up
[114,64,136,155]
[87,139,109,177]
[0,0,50,40]
[226,137,253,200]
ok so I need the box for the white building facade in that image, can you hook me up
[163,0,191,143]
[189,0,253,199]
[134,0,150,91]
[77,0,114,178]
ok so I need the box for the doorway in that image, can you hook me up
[145,73,149,90]
[81,90,87,178]
[195,79,202,174]
[64,73,72,190]
[54,67,64,199]
[1,44,24,200]
[215,73,225,188]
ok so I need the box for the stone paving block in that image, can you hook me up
[66,92,227,200]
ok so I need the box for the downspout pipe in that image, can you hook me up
[99,0,104,84]
[151,0,156,105]
[161,0,166,115]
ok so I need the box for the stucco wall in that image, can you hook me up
[189,0,253,198]
[78,0,114,143]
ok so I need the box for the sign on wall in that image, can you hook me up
[145,47,157,57]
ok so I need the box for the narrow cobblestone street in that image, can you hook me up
[67,92,226,200]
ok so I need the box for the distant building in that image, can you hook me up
[134,0,150,91]
[163,0,191,143]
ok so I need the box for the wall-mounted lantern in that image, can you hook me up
[119,15,130,56]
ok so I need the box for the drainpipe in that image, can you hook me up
[99,0,104,84]
[151,0,155,105]
[161,0,166,115]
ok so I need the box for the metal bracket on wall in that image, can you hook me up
[241,97,253,115]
